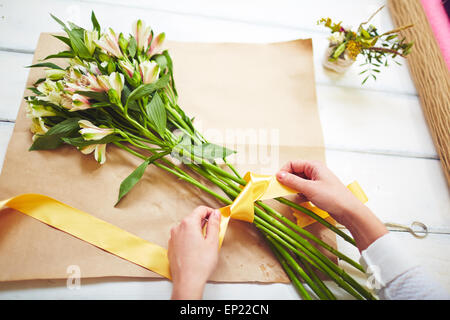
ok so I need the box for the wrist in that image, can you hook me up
[171,276,206,300]
[340,205,388,252]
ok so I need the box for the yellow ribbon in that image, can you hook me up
[0,173,297,279]
[293,181,368,228]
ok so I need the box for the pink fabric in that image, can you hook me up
[421,0,450,70]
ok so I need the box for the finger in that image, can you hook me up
[280,160,309,174]
[189,205,214,228]
[276,171,315,195]
[280,160,322,180]
[205,209,221,242]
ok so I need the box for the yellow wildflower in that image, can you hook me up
[346,40,362,60]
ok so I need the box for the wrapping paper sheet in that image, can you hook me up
[0,33,333,282]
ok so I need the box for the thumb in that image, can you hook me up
[276,171,314,195]
[206,209,221,241]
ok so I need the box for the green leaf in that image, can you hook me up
[50,13,67,29]
[33,78,46,86]
[162,50,178,96]
[26,62,63,70]
[75,90,109,102]
[51,14,91,59]
[145,92,167,136]
[62,135,121,148]
[152,54,168,71]
[52,35,72,47]
[43,51,74,60]
[128,36,137,58]
[361,75,369,85]
[91,11,101,33]
[29,118,81,151]
[68,29,91,59]
[91,102,112,108]
[115,151,170,205]
[27,87,42,95]
[126,74,170,104]
[196,143,236,160]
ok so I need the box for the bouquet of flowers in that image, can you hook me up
[319,5,413,83]
[25,12,375,300]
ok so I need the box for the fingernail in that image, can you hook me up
[213,209,221,219]
[277,171,286,180]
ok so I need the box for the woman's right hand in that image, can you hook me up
[276,160,388,251]
[276,160,365,225]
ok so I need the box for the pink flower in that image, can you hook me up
[147,32,165,57]
[71,94,91,111]
[94,28,123,58]
[132,20,152,52]
[119,60,135,78]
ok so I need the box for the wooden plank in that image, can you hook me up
[0,232,448,299]
[0,52,31,121]
[0,122,14,173]
[318,85,436,158]
[0,52,432,158]
[326,150,450,232]
[1,0,416,94]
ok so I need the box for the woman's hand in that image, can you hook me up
[276,160,365,225]
[168,206,221,300]
[276,160,388,251]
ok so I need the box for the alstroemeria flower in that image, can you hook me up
[132,19,152,52]
[71,94,92,111]
[96,72,124,99]
[147,32,165,57]
[45,68,66,81]
[328,32,345,45]
[30,117,49,142]
[37,79,59,95]
[30,117,48,135]
[119,59,135,78]
[84,30,99,55]
[26,101,58,118]
[94,28,123,58]
[79,143,107,165]
[139,60,159,84]
[78,120,115,141]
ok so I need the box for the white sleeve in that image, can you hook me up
[359,232,450,300]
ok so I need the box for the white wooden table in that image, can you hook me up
[0,0,449,299]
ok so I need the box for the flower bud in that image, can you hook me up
[79,120,115,141]
[108,88,121,106]
[118,32,129,53]
[45,69,66,80]
[139,60,159,84]
[84,30,99,55]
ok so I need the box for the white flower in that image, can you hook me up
[79,143,107,164]
[96,72,124,99]
[30,117,48,135]
[132,19,152,52]
[25,101,58,118]
[328,32,345,45]
[139,60,159,84]
[119,59,136,78]
[37,79,59,95]
[94,28,123,58]
[30,117,49,142]
[78,120,115,140]
[71,94,92,111]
